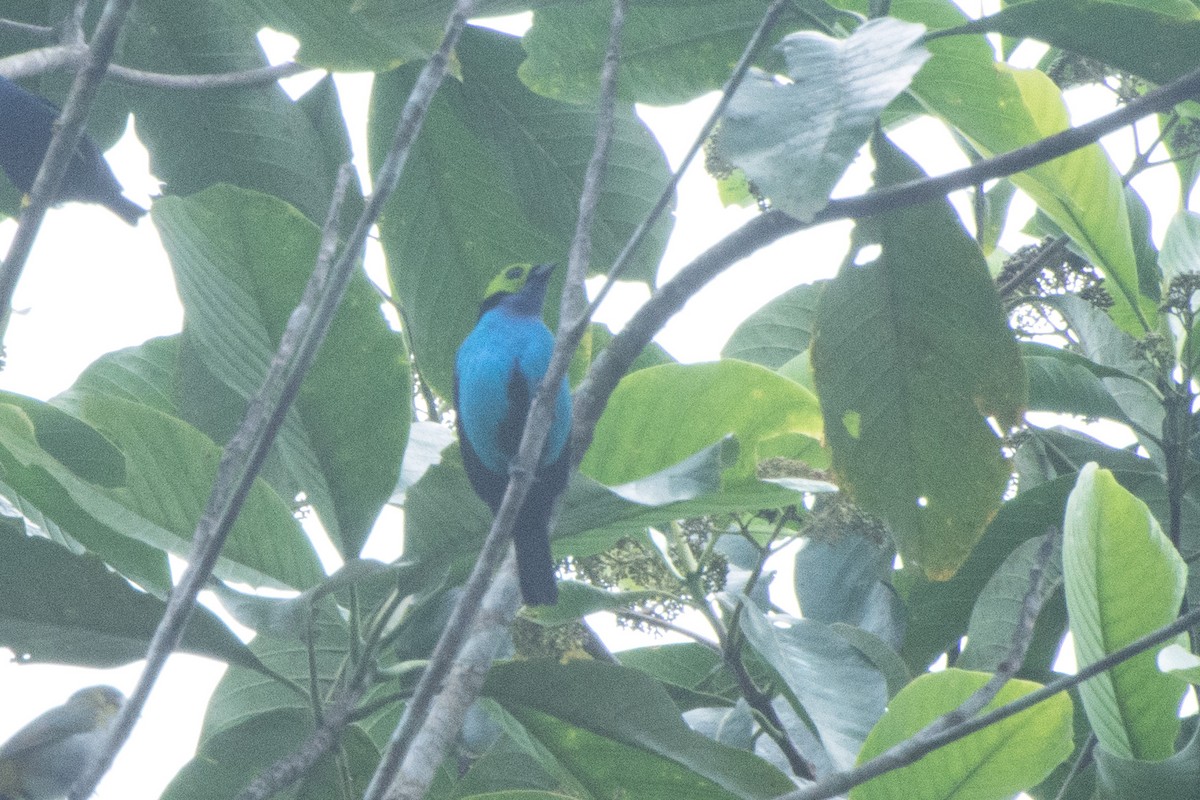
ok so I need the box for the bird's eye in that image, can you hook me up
[505,266,525,280]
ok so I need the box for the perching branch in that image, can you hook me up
[571,61,1200,453]
[382,554,524,800]
[0,0,134,346]
[360,3,628,797]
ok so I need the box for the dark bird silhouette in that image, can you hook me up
[0,76,145,225]
[454,263,572,605]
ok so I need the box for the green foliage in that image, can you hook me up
[0,0,1195,798]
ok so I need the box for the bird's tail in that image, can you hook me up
[514,499,558,605]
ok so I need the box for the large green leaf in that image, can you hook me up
[1040,296,1163,455]
[64,393,325,590]
[811,135,1026,580]
[956,533,1063,673]
[852,669,1073,800]
[1021,342,1141,424]
[153,185,409,556]
[1062,463,1187,760]
[581,360,822,485]
[736,604,888,770]
[119,0,359,226]
[1094,724,1200,799]
[0,520,265,672]
[898,473,1074,673]
[716,18,929,222]
[962,0,1200,85]
[520,0,836,105]
[889,0,1154,335]
[722,281,827,369]
[0,398,320,591]
[372,26,671,397]
[483,660,796,800]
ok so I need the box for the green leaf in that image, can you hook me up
[1159,210,1200,281]
[716,18,929,221]
[899,474,1075,674]
[794,530,903,649]
[64,336,181,416]
[956,533,1063,672]
[162,708,378,800]
[1062,463,1187,760]
[736,603,888,769]
[483,660,795,800]
[581,361,822,485]
[0,399,317,592]
[120,0,358,225]
[1040,296,1163,450]
[900,0,1154,334]
[1093,723,1200,799]
[520,1,834,105]
[962,0,1200,85]
[811,135,1026,580]
[64,393,325,590]
[852,669,1073,800]
[373,26,672,396]
[0,519,263,672]
[722,281,826,369]
[1021,341,1144,424]
[153,184,409,556]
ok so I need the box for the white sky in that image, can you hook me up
[0,10,1194,800]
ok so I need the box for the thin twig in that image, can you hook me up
[997,236,1071,298]
[1051,734,1096,800]
[620,609,722,651]
[0,45,313,88]
[570,62,1200,454]
[361,2,625,796]
[0,0,135,347]
[0,18,54,39]
[774,604,1200,800]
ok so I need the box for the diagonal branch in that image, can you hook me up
[0,0,135,346]
[68,0,478,793]
[361,3,629,797]
[571,61,1200,453]
[776,602,1200,800]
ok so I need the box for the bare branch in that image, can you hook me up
[0,46,314,89]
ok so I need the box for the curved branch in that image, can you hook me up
[571,62,1200,455]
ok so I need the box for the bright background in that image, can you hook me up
[0,7,1189,799]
